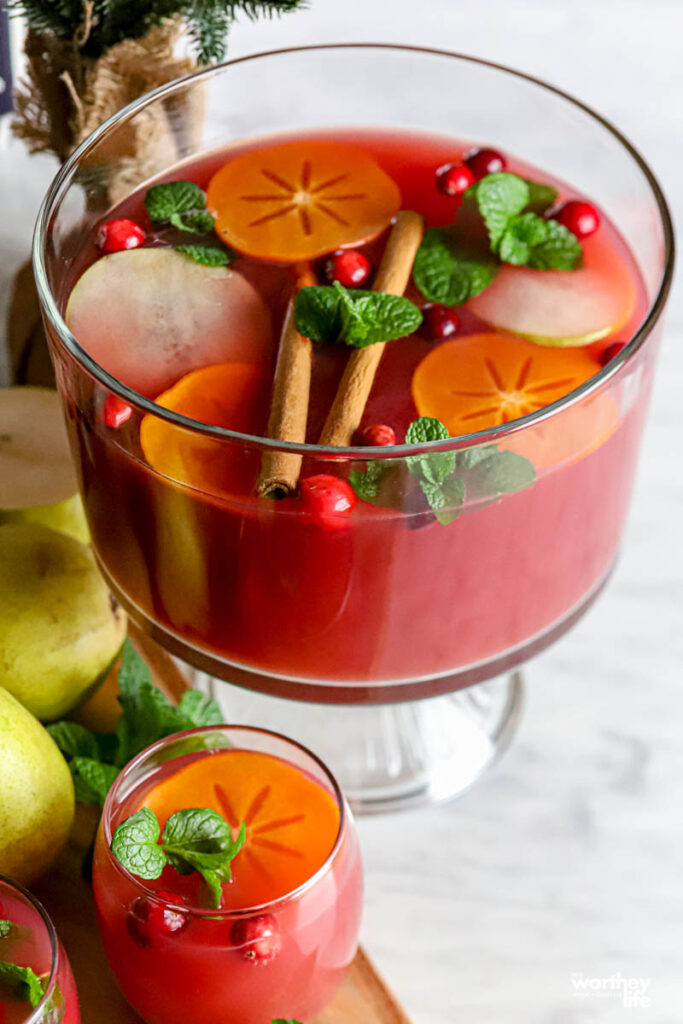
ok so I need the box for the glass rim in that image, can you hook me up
[0,874,61,1024]
[33,42,676,460]
[99,724,348,917]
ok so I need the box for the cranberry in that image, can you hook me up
[549,200,600,239]
[463,147,506,179]
[600,342,627,367]
[230,913,281,964]
[435,162,475,197]
[356,423,397,447]
[300,474,355,523]
[326,250,371,288]
[424,304,460,341]
[102,394,132,429]
[126,891,189,948]
[96,218,146,253]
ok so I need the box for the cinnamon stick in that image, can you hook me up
[257,265,316,498]
[318,211,424,448]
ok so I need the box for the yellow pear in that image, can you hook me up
[0,523,126,720]
[0,685,75,885]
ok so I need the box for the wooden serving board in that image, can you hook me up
[34,629,412,1024]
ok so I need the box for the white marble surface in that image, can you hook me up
[1,1,682,1021]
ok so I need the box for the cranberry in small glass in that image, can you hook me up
[463,147,506,179]
[103,394,133,429]
[549,200,600,239]
[300,475,355,522]
[436,163,475,197]
[424,304,460,341]
[325,250,371,288]
[600,342,627,366]
[97,218,146,253]
[356,423,397,447]
[229,913,281,964]
[126,892,189,948]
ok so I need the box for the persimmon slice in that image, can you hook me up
[412,332,599,439]
[207,141,401,262]
[139,750,340,907]
[140,362,268,498]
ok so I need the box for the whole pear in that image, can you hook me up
[0,523,126,720]
[0,685,75,884]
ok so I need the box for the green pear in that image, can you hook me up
[0,386,89,544]
[0,523,126,721]
[0,685,75,885]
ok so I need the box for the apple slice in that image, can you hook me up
[66,249,273,396]
[468,234,637,347]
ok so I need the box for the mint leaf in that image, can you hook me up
[456,444,498,470]
[111,807,167,879]
[525,180,559,214]
[349,461,390,504]
[469,450,537,496]
[0,921,11,938]
[0,962,44,1008]
[527,218,582,270]
[47,721,99,761]
[115,639,177,765]
[272,1020,305,1023]
[175,245,232,267]
[145,181,206,223]
[170,210,215,234]
[413,229,497,306]
[294,285,422,348]
[405,417,456,485]
[432,475,466,526]
[71,757,119,808]
[469,173,530,250]
[498,212,550,266]
[175,690,224,728]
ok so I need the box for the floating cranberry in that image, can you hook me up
[435,163,475,197]
[600,342,627,367]
[300,474,356,523]
[96,218,146,254]
[326,250,371,288]
[356,423,397,447]
[463,147,506,180]
[102,394,132,429]
[424,304,460,341]
[549,200,600,239]
[230,913,281,964]
[126,891,189,948]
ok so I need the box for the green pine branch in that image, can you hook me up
[5,0,307,62]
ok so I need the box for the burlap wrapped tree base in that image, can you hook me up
[8,16,199,385]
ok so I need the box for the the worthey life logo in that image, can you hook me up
[571,972,652,1009]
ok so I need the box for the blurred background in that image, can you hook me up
[1,1,681,1021]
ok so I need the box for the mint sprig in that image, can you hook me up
[176,245,233,267]
[111,806,246,909]
[145,181,208,226]
[294,282,422,348]
[0,962,44,1008]
[0,920,12,938]
[48,640,226,809]
[466,172,582,271]
[405,417,463,525]
[413,229,497,307]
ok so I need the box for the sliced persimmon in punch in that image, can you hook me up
[412,332,617,467]
[140,363,269,500]
[139,749,340,908]
[207,140,401,262]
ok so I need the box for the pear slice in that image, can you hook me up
[65,248,273,397]
[468,235,637,347]
[0,386,89,544]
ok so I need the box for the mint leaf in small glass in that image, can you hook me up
[469,450,537,496]
[527,217,582,270]
[525,180,559,214]
[145,181,207,223]
[0,962,45,1008]
[413,229,497,306]
[0,920,12,938]
[170,210,215,234]
[111,807,167,880]
[176,245,232,267]
[468,172,530,250]
[294,284,422,348]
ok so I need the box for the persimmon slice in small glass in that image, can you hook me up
[207,140,401,262]
[412,331,600,442]
[139,750,340,907]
